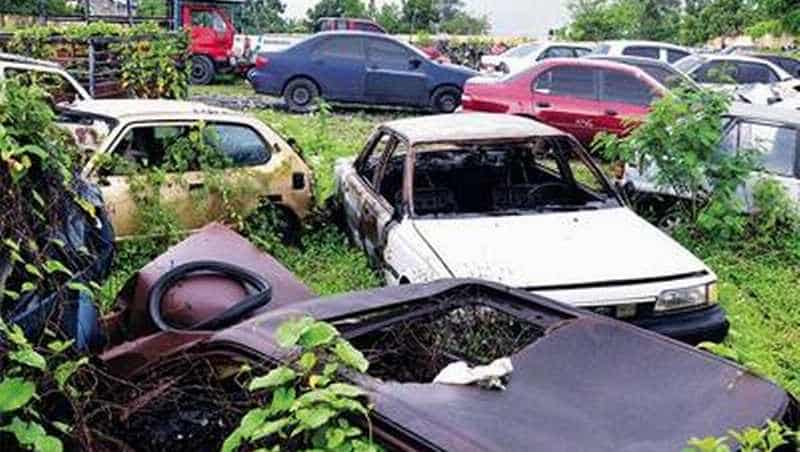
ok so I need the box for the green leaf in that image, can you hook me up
[66,282,93,296]
[275,316,314,348]
[270,386,295,414]
[0,378,35,412]
[299,322,339,348]
[43,260,73,276]
[250,418,291,442]
[54,358,88,390]
[21,282,36,293]
[249,367,297,391]
[24,264,43,279]
[298,352,318,372]
[1,417,45,445]
[295,407,336,429]
[327,383,365,398]
[333,340,369,373]
[10,348,46,370]
[46,340,74,354]
[34,435,63,452]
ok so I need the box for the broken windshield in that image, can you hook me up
[406,136,619,218]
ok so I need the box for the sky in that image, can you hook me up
[284,0,573,37]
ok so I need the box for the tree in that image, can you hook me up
[306,0,367,26]
[402,0,440,33]
[137,0,166,17]
[639,0,681,41]
[564,0,644,41]
[375,2,405,33]
[437,0,463,21]
[441,11,490,35]
[231,0,288,33]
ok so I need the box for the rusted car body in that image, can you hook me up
[100,225,797,451]
[333,113,727,344]
[56,100,314,238]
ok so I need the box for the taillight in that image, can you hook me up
[255,55,269,69]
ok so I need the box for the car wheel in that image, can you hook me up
[498,62,509,73]
[246,67,258,81]
[431,86,462,114]
[284,78,319,113]
[190,55,215,85]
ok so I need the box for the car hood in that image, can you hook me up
[412,207,709,288]
[437,62,479,77]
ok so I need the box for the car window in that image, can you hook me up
[354,22,381,32]
[313,36,364,59]
[209,123,271,166]
[623,46,660,59]
[367,38,412,69]
[573,47,592,57]
[211,11,226,32]
[695,61,738,84]
[4,68,81,104]
[667,49,690,63]
[505,43,542,58]
[105,123,268,175]
[376,141,408,207]
[534,66,596,100]
[541,46,576,60]
[734,62,777,84]
[632,63,689,90]
[410,137,616,217]
[600,69,656,106]
[738,122,798,177]
[357,133,395,186]
[674,54,705,73]
[591,44,611,55]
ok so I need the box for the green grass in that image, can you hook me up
[188,76,254,97]
[103,106,800,399]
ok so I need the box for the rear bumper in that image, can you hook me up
[631,305,729,345]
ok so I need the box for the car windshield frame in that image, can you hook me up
[404,136,622,219]
[674,54,706,74]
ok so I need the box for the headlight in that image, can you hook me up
[655,282,717,313]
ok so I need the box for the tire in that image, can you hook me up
[190,55,215,85]
[431,86,462,114]
[284,78,319,113]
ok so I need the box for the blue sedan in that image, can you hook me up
[248,31,478,113]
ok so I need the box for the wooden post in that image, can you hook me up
[88,40,96,98]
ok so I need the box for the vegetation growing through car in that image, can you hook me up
[595,87,758,241]
[684,421,798,452]
[223,317,381,452]
[0,78,105,451]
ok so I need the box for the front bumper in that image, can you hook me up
[630,304,729,345]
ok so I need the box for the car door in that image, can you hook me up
[90,123,205,237]
[341,132,396,248]
[596,68,658,137]
[362,139,406,265]
[364,37,428,106]
[530,64,603,145]
[724,120,800,209]
[309,36,366,102]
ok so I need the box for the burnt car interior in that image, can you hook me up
[331,285,571,383]
[375,136,617,217]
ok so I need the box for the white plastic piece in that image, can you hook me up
[433,357,514,390]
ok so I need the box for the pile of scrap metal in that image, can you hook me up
[84,224,796,451]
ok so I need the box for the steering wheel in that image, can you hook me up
[524,182,574,209]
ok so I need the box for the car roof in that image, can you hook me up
[585,54,673,67]
[64,99,234,120]
[0,52,61,68]
[728,101,800,126]
[209,279,791,452]
[601,40,688,50]
[381,113,567,145]
[313,30,397,39]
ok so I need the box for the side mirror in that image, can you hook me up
[409,58,422,70]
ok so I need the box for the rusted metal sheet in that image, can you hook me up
[102,223,314,373]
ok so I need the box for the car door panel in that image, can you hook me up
[311,36,366,101]
[531,66,602,144]
[365,38,428,106]
[596,69,655,137]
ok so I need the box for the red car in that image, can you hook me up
[461,59,667,146]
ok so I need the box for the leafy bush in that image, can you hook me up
[596,87,758,241]
[223,317,380,452]
[5,22,189,100]
[684,421,798,452]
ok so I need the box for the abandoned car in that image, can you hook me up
[55,99,314,238]
[333,113,727,343]
[622,102,800,212]
[0,52,90,104]
[98,225,798,452]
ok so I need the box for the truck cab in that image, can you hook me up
[178,0,241,85]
